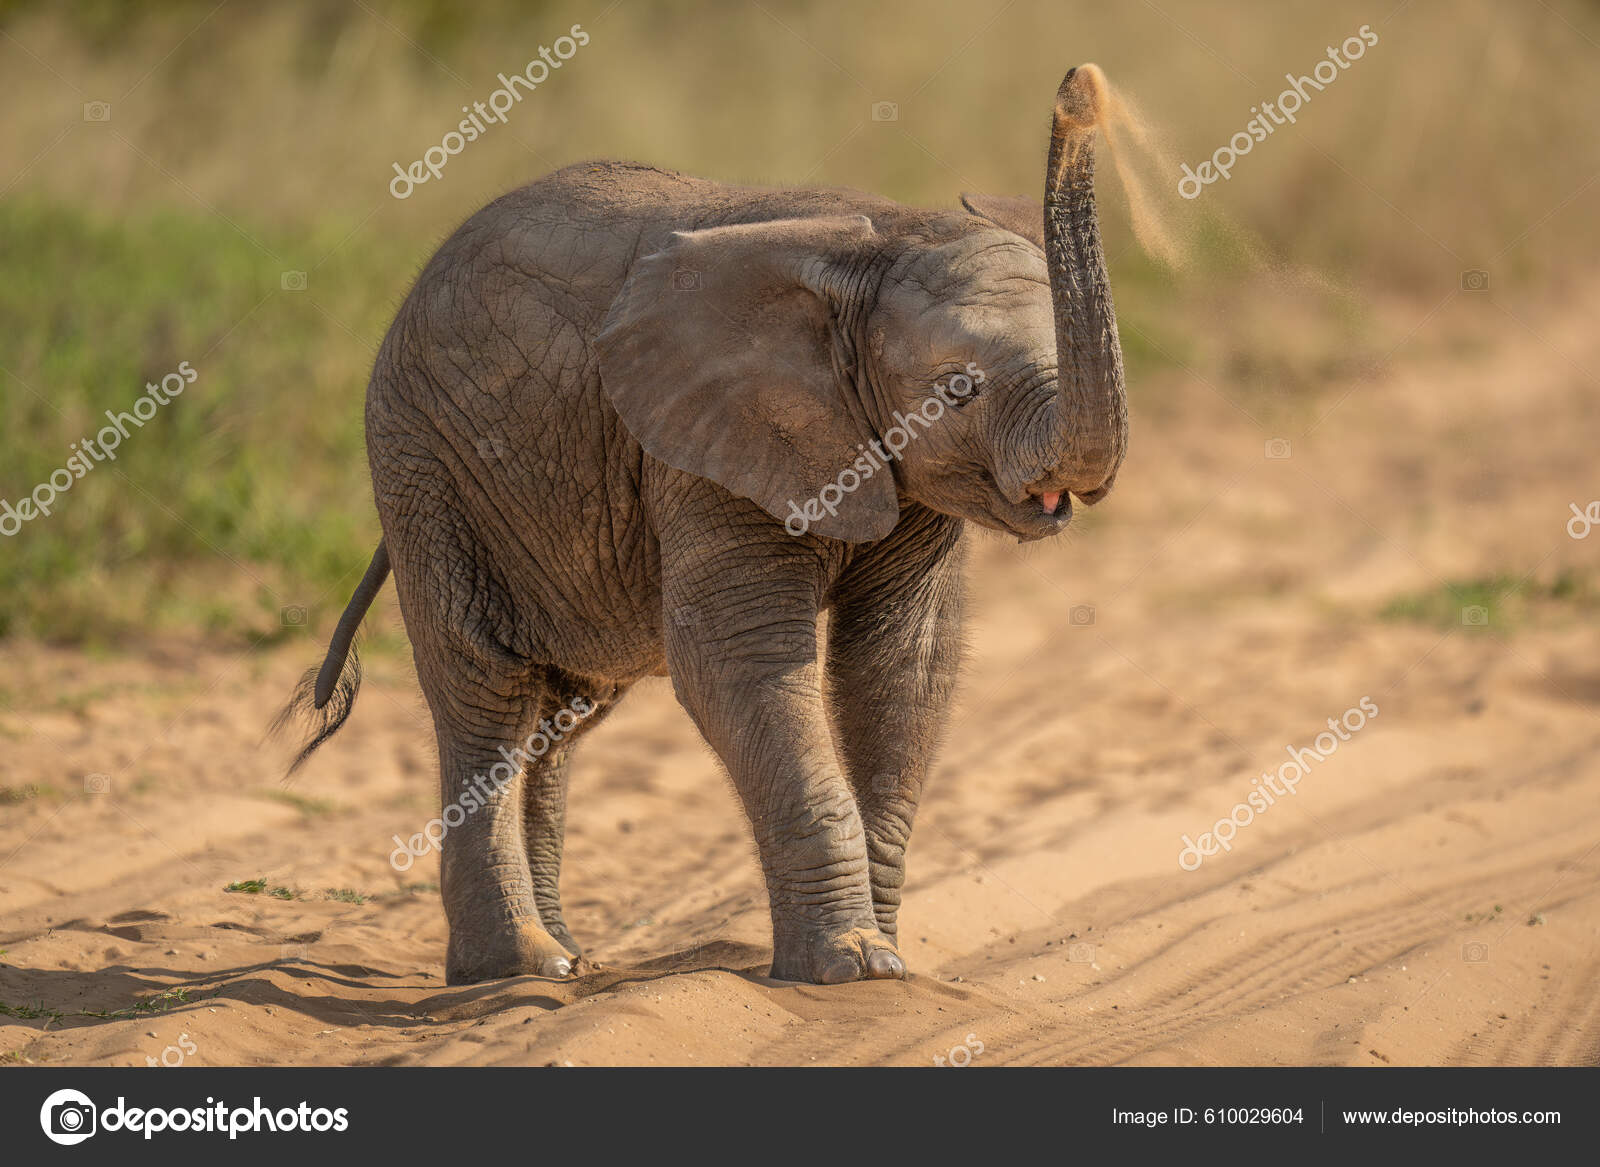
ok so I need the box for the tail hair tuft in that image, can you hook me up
[270,642,363,776]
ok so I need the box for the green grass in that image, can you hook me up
[0,198,402,645]
[76,986,202,1020]
[260,790,338,818]
[1380,572,1594,630]
[0,1001,63,1023]
[0,986,210,1028]
[324,888,369,904]
[222,877,303,900]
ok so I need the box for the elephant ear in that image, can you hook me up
[959,192,1045,250]
[596,215,899,543]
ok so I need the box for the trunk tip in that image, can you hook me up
[1055,63,1107,130]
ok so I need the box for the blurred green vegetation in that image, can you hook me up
[1379,571,1596,631]
[0,197,405,642]
[1,0,1596,643]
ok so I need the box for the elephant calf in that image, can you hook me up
[278,66,1127,985]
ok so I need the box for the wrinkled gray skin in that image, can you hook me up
[290,69,1126,985]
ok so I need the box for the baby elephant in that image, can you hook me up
[278,66,1127,985]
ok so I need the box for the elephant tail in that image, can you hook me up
[270,541,391,775]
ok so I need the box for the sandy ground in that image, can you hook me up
[2,288,1598,1068]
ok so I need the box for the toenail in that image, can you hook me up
[867,950,904,978]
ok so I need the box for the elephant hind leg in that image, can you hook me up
[408,628,574,984]
[521,677,629,959]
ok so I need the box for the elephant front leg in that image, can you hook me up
[826,518,966,942]
[661,536,902,984]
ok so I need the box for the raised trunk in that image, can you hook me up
[1041,64,1127,496]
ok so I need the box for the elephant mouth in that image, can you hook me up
[977,488,1074,542]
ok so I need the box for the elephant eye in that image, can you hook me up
[934,365,982,408]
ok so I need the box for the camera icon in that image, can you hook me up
[1067,942,1095,963]
[671,269,701,292]
[1462,941,1489,962]
[82,101,111,122]
[1460,269,1490,291]
[1461,605,1489,627]
[83,773,111,795]
[279,941,309,962]
[40,1089,97,1145]
[871,101,899,122]
[1069,604,1096,627]
[280,270,308,292]
[870,772,899,795]
[1265,438,1292,459]
[281,605,308,627]
[476,437,508,460]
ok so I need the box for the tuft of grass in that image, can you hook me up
[323,888,369,904]
[1380,571,1593,630]
[77,987,201,1020]
[259,790,337,818]
[0,1001,64,1023]
[223,877,302,899]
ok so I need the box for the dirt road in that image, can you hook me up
[3,290,1598,1066]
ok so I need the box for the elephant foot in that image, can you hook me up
[445,921,575,985]
[770,925,905,985]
